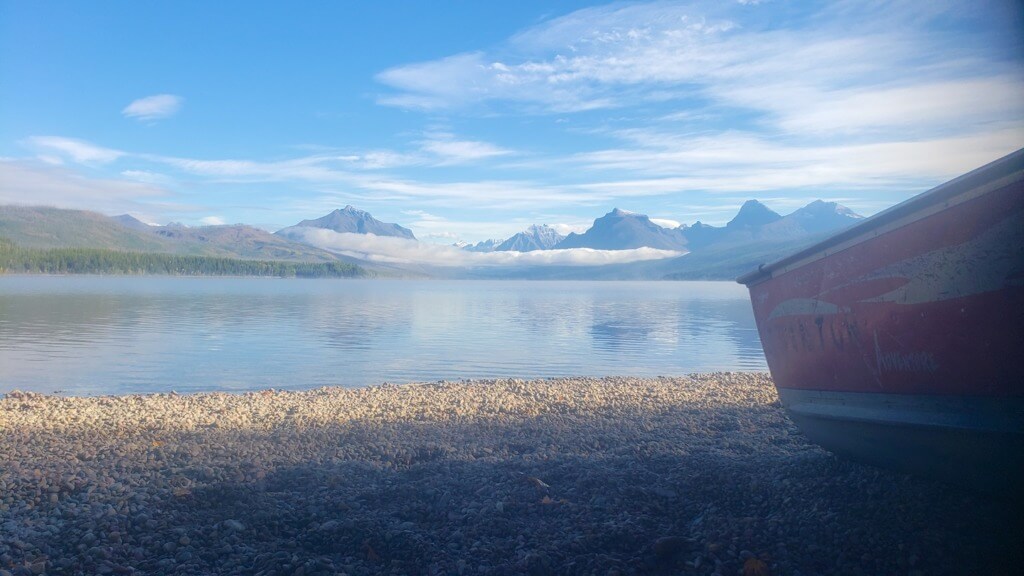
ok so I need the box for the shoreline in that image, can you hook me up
[2,374,1020,575]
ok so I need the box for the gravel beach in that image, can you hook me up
[1,373,1020,575]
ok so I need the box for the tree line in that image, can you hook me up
[0,239,364,278]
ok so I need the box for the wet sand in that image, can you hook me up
[1,373,1020,575]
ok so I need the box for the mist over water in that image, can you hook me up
[0,276,765,395]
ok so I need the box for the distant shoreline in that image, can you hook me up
[0,239,365,278]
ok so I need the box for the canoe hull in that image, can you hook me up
[778,388,1024,490]
[739,149,1024,491]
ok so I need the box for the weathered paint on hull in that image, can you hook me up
[739,149,1024,491]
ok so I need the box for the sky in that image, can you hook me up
[1,0,1022,244]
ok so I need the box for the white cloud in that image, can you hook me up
[0,160,168,214]
[341,177,586,209]
[24,119,1022,231]
[376,53,494,110]
[290,228,683,267]
[373,3,751,112]
[395,210,533,243]
[121,169,173,184]
[356,151,423,169]
[401,209,445,222]
[122,94,183,121]
[572,127,1024,191]
[424,231,460,240]
[419,136,513,165]
[375,1,1024,141]
[719,75,1024,136]
[27,136,124,164]
[200,216,226,226]
[153,154,354,183]
[551,222,589,236]
[649,218,681,229]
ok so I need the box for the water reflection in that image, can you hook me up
[0,277,766,395]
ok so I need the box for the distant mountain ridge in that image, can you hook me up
[284,205,415,239]
[0,206,340,262]
[683,200,862,250]
[231,200,861,257]
[495,225,564,252]
[555,208,687,251]
[112,214,154,231]
[728,200,782,228]
[1,206,174,253]
[777,200,863,234]
[464,239,504,252]
[1,199,865,279]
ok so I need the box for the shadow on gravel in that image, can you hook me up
[8,406,1024,576]
[2,383,1015,573]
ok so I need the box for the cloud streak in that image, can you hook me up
[122,94,183,121]
[419,134,514,165]
[0,159,169,214]
[375,2,1024,139]
[27,136,124,164]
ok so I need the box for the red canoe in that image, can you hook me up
[737,149,1024,492]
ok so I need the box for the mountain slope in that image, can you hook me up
[556,208,687,250]
[727,200,782,228]
[0,206,340,262]
[495,225,564,252]
[769,200,863,235]
[112,214,154,231]
[681,199,861,249]
[283,205,416,239]
[150,224,340,262]
[464,239,504,252]
[1,206,176,252]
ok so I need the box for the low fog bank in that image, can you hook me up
[286,228,685,268]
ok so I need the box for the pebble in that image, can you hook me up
[223,519,245,532]
[654,536,691,559]
[1,374,1020,574]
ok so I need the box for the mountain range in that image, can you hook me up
[452,200,861,256]
[0,199,864,279]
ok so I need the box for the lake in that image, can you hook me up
[0,276,765,395]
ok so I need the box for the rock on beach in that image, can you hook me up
[0,373,1020,575]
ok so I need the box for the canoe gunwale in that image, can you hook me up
[736,148,1024,286]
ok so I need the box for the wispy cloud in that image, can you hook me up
[362,0,1024,233]
[550,222,589,236]
[649,218,680,229]
[122,94,183,121]
[20,114,1022,236]
[375,2,1024,140]
[572,128,1024,190]
[396,211,530,243]
[120,169,173,184]
[419,133,514,165]
[27,136,124,164]
[0,159,168,214]
[199,216,226,226]
[290,228,683,267]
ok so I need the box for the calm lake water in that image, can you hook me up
[0,276,765,395]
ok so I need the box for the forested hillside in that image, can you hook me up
[0,239,363,278]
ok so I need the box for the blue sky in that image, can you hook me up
[1,0,1021,243]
